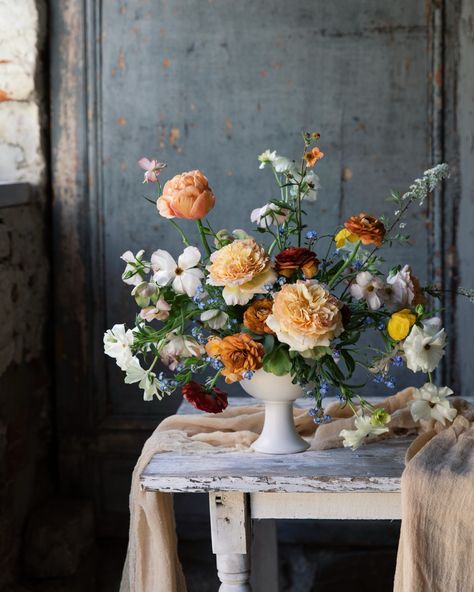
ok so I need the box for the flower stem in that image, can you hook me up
[328,241,361,289]
[196,220,212,257]
[169,219,190,246]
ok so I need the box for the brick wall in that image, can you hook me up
[0,0,52,588]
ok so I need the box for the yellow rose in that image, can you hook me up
[334,228,358,249]
[206,239,277,305]
[265,280,344,352]
[387,309,417,341]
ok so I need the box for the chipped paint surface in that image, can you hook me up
[0,0,43,183]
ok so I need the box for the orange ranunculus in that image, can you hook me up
[243,299,275,335]
[157,170,215,220]
[344,213,386,247]
[275,247,320,279]
[304,147,324,167]
[205,333,265,383]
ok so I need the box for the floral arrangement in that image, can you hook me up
[104,134,467,449]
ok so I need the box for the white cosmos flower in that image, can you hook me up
[151,246,204,297]
[403,317,446,373]
[160,334,205,371]
[200,309,229,330]
[410,383,457,426]
[350,272,384,311]
[121,249,150,286]
[103,324,134,370]
[124,356,161,401]
[339,411,390,450]
[250,203,289,229]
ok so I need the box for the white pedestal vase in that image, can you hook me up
[240,368,310,454]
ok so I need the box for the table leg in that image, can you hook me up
[209,492,251,591]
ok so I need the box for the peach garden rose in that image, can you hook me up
[206,239,277,305]
[157,169,215,220]
[265,280,344,353]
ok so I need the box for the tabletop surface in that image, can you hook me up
[140,398,412,494]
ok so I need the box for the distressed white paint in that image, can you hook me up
[0,0,43,185]
[210,492,251,591]
[0,102,43,183]
[0,0,38,100]
[141,437,409,494]
[250,491,401,520]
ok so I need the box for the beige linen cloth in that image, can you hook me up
[120,388,474,592]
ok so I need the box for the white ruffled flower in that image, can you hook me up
[121,250,149,286]
[250,203,289,229]
[200,309,229,330]
[160,334,205,371]
[403,317,446,373]
[151,246,204,297]
[410,383,457,426]
[139,298,171,322]
[103,324,134,370]
[340,411,390,450]
[124,357,161,401]
[350,272,384,311]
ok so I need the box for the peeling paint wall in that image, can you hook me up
[0,0,52,587]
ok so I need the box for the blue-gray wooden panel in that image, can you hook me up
[99,0,431,415]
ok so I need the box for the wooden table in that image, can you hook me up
[140,399,409,591]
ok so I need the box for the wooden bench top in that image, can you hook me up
[140,398,411,495]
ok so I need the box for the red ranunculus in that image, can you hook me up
[182,381,228,413]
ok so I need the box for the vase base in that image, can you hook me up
[251,435,310,455]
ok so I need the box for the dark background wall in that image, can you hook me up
[1,0,474,590]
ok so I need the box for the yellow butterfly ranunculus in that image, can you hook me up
[387,309,417,341]
[334,228,358,249]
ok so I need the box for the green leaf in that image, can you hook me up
[340,349,355,375]
[263,346,292,376]
[263,334,275,354]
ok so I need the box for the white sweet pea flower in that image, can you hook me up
[350,272,384,311]
[200,309,229,330]
[258,150,295,174]
[121,250,150,286]
[383,265,417,310]
[340,410,390,450]
[124,357,161,401]
[258,149,277,169]
[273,155,294,173]
[410,383,457,425]
[139,298,171,322]
[160,334,205,371]
[290,170,321,202]
[151,246,204,297]
[103,324,134,370]
[250,203,289,229]
[403,317,446,373]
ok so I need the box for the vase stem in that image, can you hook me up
[252,400,309,455]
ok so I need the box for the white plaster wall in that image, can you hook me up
[0,0,44,184]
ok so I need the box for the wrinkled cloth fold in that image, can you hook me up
[119,389,474,592]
